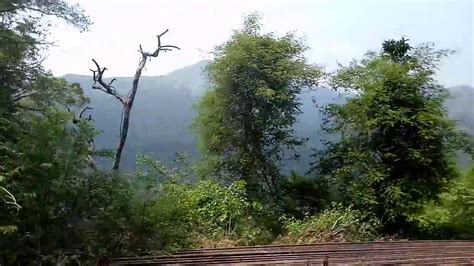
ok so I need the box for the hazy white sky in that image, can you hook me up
[44,0,473,87]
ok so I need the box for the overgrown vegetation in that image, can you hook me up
[311,38,473,234]
[278,204,382,244]
[413,167,474,239]
[0,3,473,264]
[194,13,322,200]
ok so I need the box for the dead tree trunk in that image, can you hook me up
[90,29,179,170]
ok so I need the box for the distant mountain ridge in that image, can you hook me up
[64,61,474,171]
[64,61,210,170]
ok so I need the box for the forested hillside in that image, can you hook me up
[63,60,209,170]
[65,66,474,172]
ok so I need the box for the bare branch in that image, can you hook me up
[91,85,108,94]
[1,187,21,210]
[90,59,126,105]
[108,78,116,87]
[161,45,181,50]
[141,29,181,58]
[12,90,41,102]
[79,107,93,119]
[89,31,179,171]
[18,106,45,113]
[157,29,169,38]
[65,106,97,169]
[89,69,96,80]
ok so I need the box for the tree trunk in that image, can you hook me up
[112,56,146,170]
[91,30,179,171]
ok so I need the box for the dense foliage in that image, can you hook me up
[312,38,473,234]
[278,204,382,244]
[1,5,473,264]
[414,167,474,239]
[194,13,322,199]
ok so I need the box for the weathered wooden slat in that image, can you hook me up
[107,241,474,265]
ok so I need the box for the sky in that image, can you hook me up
[43,0,473,87]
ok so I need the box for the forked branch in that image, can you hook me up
[89,30,180,171]
[90,59,125,105]
[139,29,181,58]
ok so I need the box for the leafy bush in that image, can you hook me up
[280,172,330,219]
[187,180,272,246]
[70,172,163,260]
[278,204,381,244]
[149,180,272,250]
[135,155,272,251]
[413,168,474,239]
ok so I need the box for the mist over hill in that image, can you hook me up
[64,62,474,172]
[64,60,209,170]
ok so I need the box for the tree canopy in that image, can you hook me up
[312,38,473,233]
[194,13,322,199]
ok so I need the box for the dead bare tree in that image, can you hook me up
[90,29,180,170]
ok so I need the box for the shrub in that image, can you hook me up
[278,204,381,244]
[280,172,330,219]
[149,180,272,250]
[413,167,474,239]
[135,154,273,250]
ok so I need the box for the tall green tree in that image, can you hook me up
[313,38,473,233]
[194,13,322,198]
[0,0,90,112]
[0,0,92,204]
[0,0,102,263]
